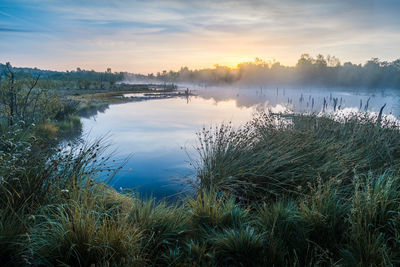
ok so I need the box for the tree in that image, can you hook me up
[0,63,40,126]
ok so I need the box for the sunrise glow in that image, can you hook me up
[2,0,400,73]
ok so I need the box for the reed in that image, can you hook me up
[1,175,399,266]
[23,186,144,266]
[195,111,400,201]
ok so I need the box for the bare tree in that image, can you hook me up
[0,62,40,126]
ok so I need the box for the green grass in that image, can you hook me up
[210,226,264,266]
[1,173,400,266]
[24,188,144,266]
[3,171,396,266]
[194,111,400,202]
[75,99,110,118]
[2,90,400,266]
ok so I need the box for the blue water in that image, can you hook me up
[81,86,400,199]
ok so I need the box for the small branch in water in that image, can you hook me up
[377,103,387,124]
[364,97,371,112]
[333,98,338,112]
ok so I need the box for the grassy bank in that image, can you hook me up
[70,84,179,118]
[1,170,400,266]
[195,112,400,202]
[1,112,400,266]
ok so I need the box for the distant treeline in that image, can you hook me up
[154,54,400,88]
[3,54,400,89]
[0,64,126,81]
[0,64,148,91]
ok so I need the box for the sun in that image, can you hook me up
[224,63,239,69]
[216,56,257,69]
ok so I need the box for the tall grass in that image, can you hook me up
[2,172,400,265]
[186,190,249,231]
[195,111,400,201]
[299,178,349,256]
[2,86,400,267]
[210,226,264,266]
[342,172,400,265]
[127,197,191,265]
[24,186,144,266]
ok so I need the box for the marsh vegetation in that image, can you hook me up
[1,62,400,266]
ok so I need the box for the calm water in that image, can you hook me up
[81,86,400,199]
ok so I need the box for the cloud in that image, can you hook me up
[1,0,400,72]
[0,27,32,32]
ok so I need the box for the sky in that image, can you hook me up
[1,0,400,73]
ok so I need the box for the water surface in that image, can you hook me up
[82,86,400,199]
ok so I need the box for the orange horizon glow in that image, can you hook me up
[5,53,374,75]
[2,1,400,74]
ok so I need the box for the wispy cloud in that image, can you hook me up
[0,27,32,32]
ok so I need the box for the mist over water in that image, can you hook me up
[192,86,400,115]
[81,85,400,199]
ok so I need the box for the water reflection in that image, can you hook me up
[81,87,400,199]
[82,95,255,200]
[194,86,400,115]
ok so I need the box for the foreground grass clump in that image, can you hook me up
[4,172,396,266]
[24,188,144,266]
[210,225,264,266]
[343,173,400,265]
[195,111,400,201]
[127,197,191,265]
[1,159,400,265]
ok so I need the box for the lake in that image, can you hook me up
[81,86,400,200]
